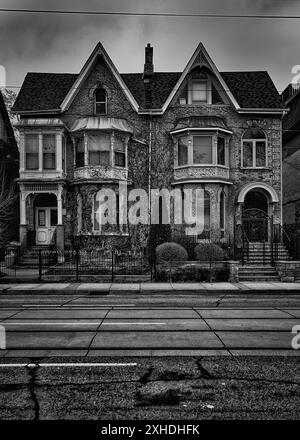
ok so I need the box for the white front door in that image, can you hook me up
[35,207,57,245]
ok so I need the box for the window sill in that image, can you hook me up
[240,167,270,170]
[175,164,228,169]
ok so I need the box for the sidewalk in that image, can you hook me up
[0,281,300,295]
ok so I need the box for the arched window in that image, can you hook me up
[242,128,267,168]
[219,191,225,238]
[94,88,107,115]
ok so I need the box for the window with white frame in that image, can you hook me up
[76,132,127,168]
[176,133,228,167]
[114,135,126,167]
[242,128,267,168]
[178,136,189,166]
[25,134,39,170]
[42,134,56,170]
[88,133,110,166]
[94,88,107,115]
[191,80,208,103]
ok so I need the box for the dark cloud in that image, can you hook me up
[0,0,299,93]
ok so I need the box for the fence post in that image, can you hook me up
[111,250,114,283]
[76,249,79,282]
[38,250,42,281]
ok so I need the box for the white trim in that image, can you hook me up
[170,127,233,135]
[162,42,240,113]
[237,108,286,115]
[172,179,233,185]
[237,182,279,203]
[60,42,139,112]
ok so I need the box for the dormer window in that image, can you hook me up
[191,80,208,103]
[94,88,107,115]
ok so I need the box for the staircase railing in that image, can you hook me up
[241,227,249,266]
[272,223,293,261]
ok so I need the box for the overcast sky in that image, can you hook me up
[1,0,300,94]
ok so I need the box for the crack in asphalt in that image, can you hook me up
[26,364,40,420]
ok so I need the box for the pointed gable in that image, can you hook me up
[60,42,139,112]
[162,42,240,112]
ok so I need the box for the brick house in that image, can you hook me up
[12,42,284,256]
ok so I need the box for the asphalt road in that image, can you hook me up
[0,293,300,356]
[0,356,299,420]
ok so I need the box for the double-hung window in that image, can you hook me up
[242,129,267,168]
[25,134,39,170]
[114,136,126,167]
[94,88,107,115]
[191,80,208,103]
[193,136,213,165]
[43,134,56,170]
[88,133,110,166]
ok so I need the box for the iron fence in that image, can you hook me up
[41,249,153,282]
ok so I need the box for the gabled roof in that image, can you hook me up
[60,42,139,112]
[12,42,283,114]
[12,72,78,112]
[161,42,240,112]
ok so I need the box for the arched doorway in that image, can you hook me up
[33,193,57,245]
[242,189,269,242]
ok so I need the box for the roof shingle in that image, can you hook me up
[12,69,282,112]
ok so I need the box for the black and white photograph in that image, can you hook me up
[0,0,299,435]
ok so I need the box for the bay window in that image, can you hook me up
[217,137,225,165]
[178,136,188,166]
[88,133,110,166]
[43,134,56,170]
[75,132,128,168]
[193,136,212,164]
[25,134,39,170]
[75,137,84,168]
[242,128,267,168]
[114,135,126,167]
[176,133,228,167]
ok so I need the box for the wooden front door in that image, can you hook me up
[35,207,57,245]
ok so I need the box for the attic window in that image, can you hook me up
[94,88,107,115]
[191,81,207,103]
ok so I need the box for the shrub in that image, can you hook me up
[156,242,188,262]
[194,243,224,262]
[173,235,197,259]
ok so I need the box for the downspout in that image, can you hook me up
[148,111,152,225]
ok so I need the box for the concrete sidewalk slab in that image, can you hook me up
[282,309,300,318]
[100,318,210,331]
[216,331,293,348]
[91,330,223,349]
[15,309,109,319]
[107,309,199,319]
[198,309,292,318]
[6,332,95,349]
[207,318,298,331]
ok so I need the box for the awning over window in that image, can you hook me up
[170,116,232,135]
[69,117,133,133]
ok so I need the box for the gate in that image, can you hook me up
[242,208,269,242]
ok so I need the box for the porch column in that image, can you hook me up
[57,185,63,225]
[56,186,64,253]
[19,190,28,250]
[20,191,27,225]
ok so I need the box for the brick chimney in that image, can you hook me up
[143,43,154,80]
